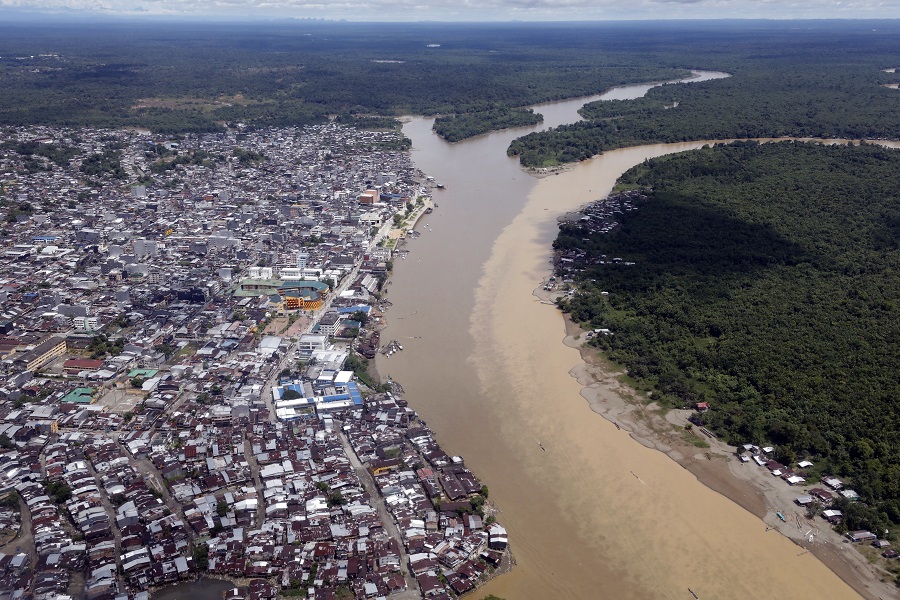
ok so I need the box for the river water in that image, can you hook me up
[379,73,865,599]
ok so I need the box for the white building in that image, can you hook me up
[359,211,383,228]
[73,316,101,332]
[249,266,274,279]
[298,334,327,355]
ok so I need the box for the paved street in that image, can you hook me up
[337,429,420,597]
[243,438,266,529]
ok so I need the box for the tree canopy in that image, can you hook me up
[433,108,543,142]
[0,21,691,133]
[555,141,900,525]
[508,24,900,166]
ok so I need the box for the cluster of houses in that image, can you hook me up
[344,396,508,599]
[565,189,644,236]
[553,189,645,275]
[733,443,898,558]
[736,444,814,487]
[735,443,865,512]
[0,120,424,387]
[2,450,83,599]
[796,475,896,557]
[0,122,509,600]
[0,392,510,600]
[0,492,19,541]
[201,418,410,599]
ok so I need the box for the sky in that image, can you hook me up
[1,0,899,21]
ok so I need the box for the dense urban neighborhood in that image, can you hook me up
[0,123,508,600]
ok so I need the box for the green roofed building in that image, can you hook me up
[236,278,329,311]
[234,278,286,297]
[235,278,328,296]
[61,387,95,404]
[128,369,159,379]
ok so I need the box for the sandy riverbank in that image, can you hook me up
[457,141,883,600]
[534,269,899,597]
[383,112,900,598]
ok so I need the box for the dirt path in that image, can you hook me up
[0,495,34,564]
[243,439,266,529]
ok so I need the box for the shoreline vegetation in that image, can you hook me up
[546,140,900,598]
[547,299,898,600]
[432,108,543,142]
[428,65,722,144]
[507,64,900,168]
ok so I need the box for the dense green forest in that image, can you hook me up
[0,21,691,134]
[554,141,900,530]
[433,108,542,142]
[507,25,900,166]
[2,21,900,141]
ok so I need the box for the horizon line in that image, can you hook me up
[2,14,900,23]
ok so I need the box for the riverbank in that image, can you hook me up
[465,141,868,600]
[385,77,879,600]
[535,256,899,597]
[382,194,434,250]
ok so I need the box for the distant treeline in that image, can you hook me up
[433,108,542,142]
[508,26,900,166]
[555,141,900,531]
[4,22,900,139]
[0,21,690,134]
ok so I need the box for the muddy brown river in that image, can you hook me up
[377,73,864,599]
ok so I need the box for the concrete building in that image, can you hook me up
[14,335,67,372]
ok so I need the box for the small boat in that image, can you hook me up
[776,512,786,522]
[688,589,699,599]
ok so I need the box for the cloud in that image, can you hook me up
[2,0,899,19]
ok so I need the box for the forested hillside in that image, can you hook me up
[555,141,900,529]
